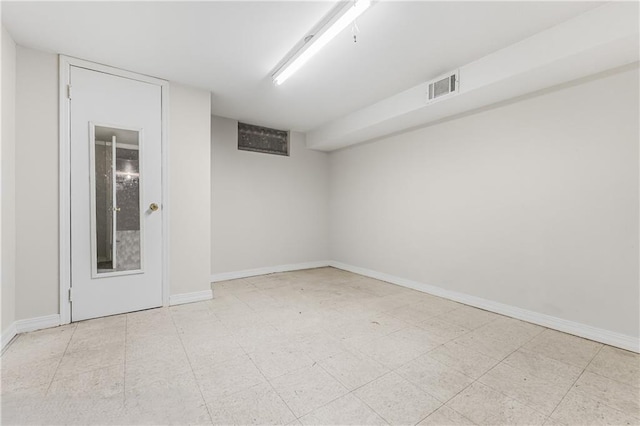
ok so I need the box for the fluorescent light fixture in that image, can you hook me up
[272,0,372,86]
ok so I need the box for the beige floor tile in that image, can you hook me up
[16,394,127,426]
[124,372,211,425]
[354,372,442,425]
[235,289,285,311]
[74,314,126,331]
[386,303,443,326]
[66,326,126,354]
[573,371,640,417]
[418,405,477,425]
[48,364,124,399]
[125,351,192,390]
[285,327,349,362]
[234,324,288,354]
[502,349,583,386]
[214,278,258,294]
[1,355,61,393]
[182,333,246,368]
[318,349,389,390]
[453,329,522,360]
[299,393,388,425]
[1,387,55,425]
[427,341,500,379]
[550,388,639,425]
[435,305,501,330]
[448,382,547,425]
[249,346,315,379]
[193,354,266,403]
[586,346,640,388]
[357,335,425,370]
[3,267,637,426]
[416,316,470,342]
[175,318,233,342]
[472,317,544,347]
[478,362,572,415]
[327,314,407,348]
[543,417,567,426]
[270,364,348,417]
[2,325,75,366]
[359,294,413,313]
[126,308,175,337]
[412,297,462,317]
[126,331,185,363]
[522,329,602,369]
[55,344,126,380]
[345,277,404,297]
[396,353,474,402]
[208,382,296,425]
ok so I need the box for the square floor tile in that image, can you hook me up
[193,354,266,403]
[550,388,639,426]
[586,346,640,388]
[319,349,389,390]
[573,371,640,417]
[299,393,387,425]
[502,349,582,387]
[427,341,500,379]
[270,364,348,417]
[249,346,315,379]
[522,330,602,369]
[478,362,572,415]
[418,405,476,425]
[354,372,442,425]
[208,382,295,425]
[448,382,547,425]
[396,353,474,402]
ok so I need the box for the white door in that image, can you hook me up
[70,66,163,321]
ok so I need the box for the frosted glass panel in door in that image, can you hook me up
[92,124,143,276]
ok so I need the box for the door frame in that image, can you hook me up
[59,55,170,325]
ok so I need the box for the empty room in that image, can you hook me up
[1,1,639,425]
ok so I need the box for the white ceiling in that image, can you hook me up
[2,1,601,132]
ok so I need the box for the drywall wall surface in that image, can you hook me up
[329,66,639,338]
[211,116,329,274]
[169,83,212,295]
[14,46,59,320]
[2,26,17,332]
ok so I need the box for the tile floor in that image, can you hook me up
[1,267,639,425]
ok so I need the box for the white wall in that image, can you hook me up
[2,26,17,334]
[15,46,59,320]
[211,116,329,276]
[169,84,211,296]
[329,65,639,339]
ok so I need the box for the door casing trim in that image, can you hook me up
[59,55,170,324]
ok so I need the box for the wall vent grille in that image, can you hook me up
[238,122,289,156]
[427,70,459,103]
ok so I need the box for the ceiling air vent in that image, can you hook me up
[238,122,290,156]
[426,70,459,103]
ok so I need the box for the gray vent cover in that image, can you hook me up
[427,70,459,103]
[238,122,289,156]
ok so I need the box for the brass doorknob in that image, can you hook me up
[149,203,159,212]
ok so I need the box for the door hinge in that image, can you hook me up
[68,288,72,302]
[67,84,72,99]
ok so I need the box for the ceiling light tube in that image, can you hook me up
[272,0,372,86]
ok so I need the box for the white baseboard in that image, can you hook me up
[211,261,331,283]
[2,314,62,352]
[15,314,61,334]
[329,261,640,353]
[169,290,213,306]
[1,322,18,353]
